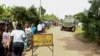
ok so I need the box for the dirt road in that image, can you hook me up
[24,26,100,56]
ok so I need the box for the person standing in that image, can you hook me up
[2,26,11,56]
[10,23,26,56]
[31,23,36,35]
[28,23,37,48]
[37,22,42,34]
[41,22,45,33]
[24,23,31,49]
[0,21,6,56]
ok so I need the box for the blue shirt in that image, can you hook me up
[31,26,36,35]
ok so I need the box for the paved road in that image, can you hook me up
[24,26,100,56]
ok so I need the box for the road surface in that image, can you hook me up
[24,26,100,56]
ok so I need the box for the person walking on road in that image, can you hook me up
[10,23,26,56]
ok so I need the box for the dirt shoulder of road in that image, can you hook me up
[74,29,100,55]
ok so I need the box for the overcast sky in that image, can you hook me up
[0,0,91,19]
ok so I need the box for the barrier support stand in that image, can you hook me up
[48,45,54,56]
[32,46,38,56]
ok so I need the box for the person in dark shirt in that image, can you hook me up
[0,21,6,56]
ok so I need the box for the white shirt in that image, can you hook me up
[10,30,25,43]
[25,27,31,34]
[2,32,10,46]
[3,32,10,39]
[37,24,42,31]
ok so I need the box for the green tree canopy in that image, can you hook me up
[25,5,40,25]
[0,5,4,19]
[76,0,100,44]
[43,14,59,21]
[74,12,85,22]
[12,6,26,21]
[11,5,40,25]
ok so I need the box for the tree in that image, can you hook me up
[12,5,40,25]
[78,0,100,44]
[74,12,85,22]
[40,6,46,16]
[43,14,59,21]
[0,5,4,20]
[12,6,26,22]
[25,5,40,25]
[37,6,46,20]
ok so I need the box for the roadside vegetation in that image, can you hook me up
[76,27,84,33]
[74,0,100,45]
[0,4,59,25]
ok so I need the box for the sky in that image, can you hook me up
[0,0,91,19]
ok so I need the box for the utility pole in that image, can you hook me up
[40,0,42,18]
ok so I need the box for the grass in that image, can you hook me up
[75,27,84,33]
[75,27,92,43]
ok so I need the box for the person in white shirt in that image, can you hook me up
[24,23,31,49]
[10,23,25,56]
[37,22,43,34]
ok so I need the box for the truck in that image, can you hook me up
[61,17,77,32]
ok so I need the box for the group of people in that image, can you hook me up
[0,20,49,56]
[0,22,31,56]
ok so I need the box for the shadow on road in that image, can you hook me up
[61,30,74,32]
[58,33,100,56]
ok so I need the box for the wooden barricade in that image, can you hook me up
[31,34,54,56]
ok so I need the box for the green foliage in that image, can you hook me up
[12,5,40,25]
[74,12,85,22]
[75,0,100,44]
[12,6,26,21]
[0,5,4,20]
[25,5,40,25]
[37,6,46,21]
[43,14,59,21]
[0,4,59,26]
[40,6,46,16]
[0,5,4,14]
